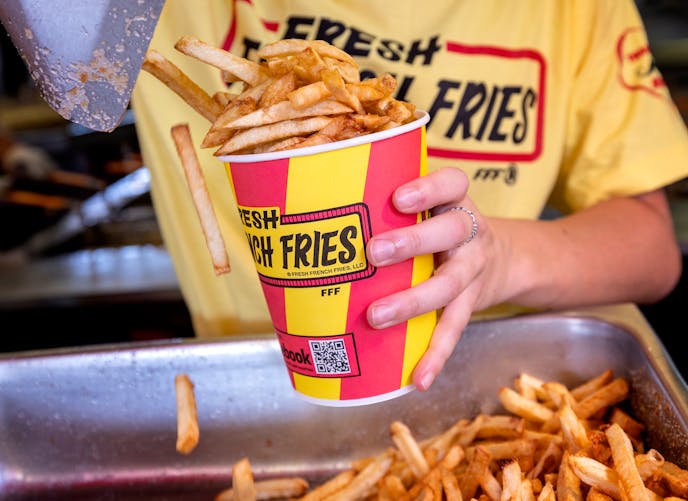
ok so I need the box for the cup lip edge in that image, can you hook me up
[218,110,430,163]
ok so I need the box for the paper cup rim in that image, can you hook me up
[218,110,430,163]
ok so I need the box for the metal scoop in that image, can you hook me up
[0,0,165,132]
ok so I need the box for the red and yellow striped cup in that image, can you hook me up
[220,112,436,406]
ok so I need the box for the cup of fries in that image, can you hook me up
[145,36,438,405]
[220,110,436,406]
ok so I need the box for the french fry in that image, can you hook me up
[258,72,297,107]
[209,96,259,134]
[214,116,333,155]
[321,68,365,114]
[570,370,615,401]
[378,474,408,500]
[324,57,360,83]
[574,378,629,419]
[567,454,620,498]
[557,450,583,501]
[635,449,665,481]
[325,451,393,501]
[609,407,645,440]
[174,373,199,454]
[606,423,652,501]
[500,459,522,501]
[460,445,491,500]
[467,439,537,462]
[231,457,256,501]
[559,402,592,453]
[295,469,356,501]
[401,445,464,501]
[291,47,327,83]
[390,420,430,479]
[536,480,555,501]
[423,418,471,459]
[499,387,555,423]
[288,80,332,109]
[219,99,352,130]
[360,72,397,94]
[257,136,308,153]
[660,462,688,497]
[514,373,548,402]
[212,91,236,108]
[542,381,576,409]
[585,488,614,501]
[142,49,223,122]
[526,439,562,481]
[479,467,502,501]
[441,467,463,501]
[175,35,266,86]
[215,477,309,501]
[475,414,525,440]
[257,38,355,65]
[171,124,231,274]
[351,113,392,131]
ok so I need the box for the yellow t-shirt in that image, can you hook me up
[131,0,688,336]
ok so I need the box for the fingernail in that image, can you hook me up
[370,303,396,327]
[395,187,420,209]
[369,239,395,263]
[417,371,435,391]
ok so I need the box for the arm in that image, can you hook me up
[365,167,682,390]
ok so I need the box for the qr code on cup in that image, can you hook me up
[309,339,351,375]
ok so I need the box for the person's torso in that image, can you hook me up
[221,0,580,218]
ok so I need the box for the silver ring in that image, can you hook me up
[448,206,478,247]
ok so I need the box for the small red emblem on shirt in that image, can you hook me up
[617,26,667,98]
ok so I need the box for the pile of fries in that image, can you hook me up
[143,36,417,156]
[200,369,688,501]
[143,37,419,275]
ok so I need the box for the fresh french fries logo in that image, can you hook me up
[239,203,373,287]
[617,26,668,99]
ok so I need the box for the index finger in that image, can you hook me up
[392,167,470,214]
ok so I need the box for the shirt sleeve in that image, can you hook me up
[549,0,688,214]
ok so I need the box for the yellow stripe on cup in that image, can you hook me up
[284,143,371,400]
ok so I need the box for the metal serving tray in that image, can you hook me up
[1,304,686,500]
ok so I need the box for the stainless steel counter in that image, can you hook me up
[0,244,181,308]
[0,303,686,500]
